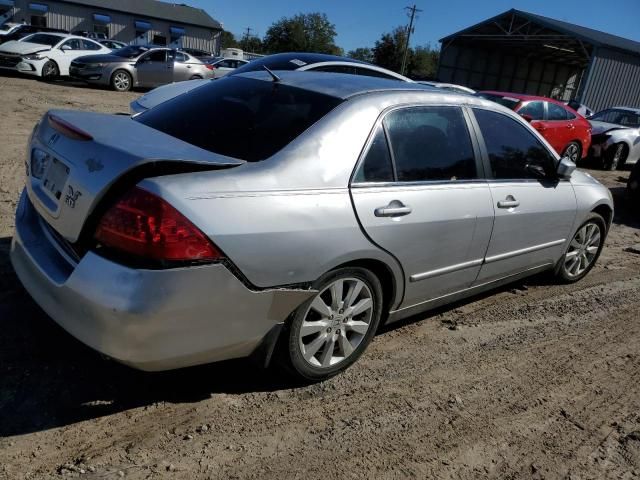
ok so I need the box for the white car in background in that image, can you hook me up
[0,32,110,79]
[207,57,250,78]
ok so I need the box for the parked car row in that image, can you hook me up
[477,91,640,171]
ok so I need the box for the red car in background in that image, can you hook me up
[478,91,591,163]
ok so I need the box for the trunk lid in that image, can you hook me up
[27,109,243,243]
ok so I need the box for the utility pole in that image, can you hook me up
[243,27,253,42]
[401,4,422,75]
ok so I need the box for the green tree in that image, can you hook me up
[263,13,341,55]
[372,26,408,73]
[409,44,440,80]
[220,30,238,49]
[240,35,264,53]
[347,47,373,63]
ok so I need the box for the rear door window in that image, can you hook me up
[136,77,343,162]
[353,125,394,183]
[383,106,477,182]
[547,102,569,121]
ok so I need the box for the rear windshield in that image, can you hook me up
[136,76,343,162]
[20,33,61,46]
[114,46,149,58]
[477,93,520,110]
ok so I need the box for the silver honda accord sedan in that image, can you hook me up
[11,71,613,381]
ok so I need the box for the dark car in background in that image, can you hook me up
[478,91,592,163]
[0,24,67,44]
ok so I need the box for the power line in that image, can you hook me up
[401,4,422,76]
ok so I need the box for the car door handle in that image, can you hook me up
[497,195,520,209]
[566,123,575,129]
[374,201,412,217]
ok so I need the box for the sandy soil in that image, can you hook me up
[0,73,639,480]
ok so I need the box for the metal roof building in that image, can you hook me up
[437,9,640,111]
[0,0,222,53]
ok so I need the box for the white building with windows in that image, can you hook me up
[0,0,222,54]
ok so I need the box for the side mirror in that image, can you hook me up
[520,114,534,123]
[557,156,576,179]
[60,45,71,51]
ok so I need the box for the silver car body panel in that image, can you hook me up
[11,191,315,371]
[12,72,614,370]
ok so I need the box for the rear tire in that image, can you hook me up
[562,141,581,163]
[41,60,59,80]
[189,75,203,80]
[555,213,606,283]
[280,267,383,382]
[111,70,132,92]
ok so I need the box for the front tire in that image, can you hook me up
[111,70,132,92]
[556,213,605,283]
[281,267,383,382]
[604,143,627,170]
[41,60,59,80]
[562,141,581,164]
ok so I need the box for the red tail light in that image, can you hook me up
[206,64,216,70]
[48,114,93,141]
[95,187,222,262]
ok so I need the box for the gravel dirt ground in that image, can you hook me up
[0,74,639,480]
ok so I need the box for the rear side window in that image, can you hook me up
[353,126,394,183]
[518,101,544,120]
[547,102,569,121]
[474,109,556,180]
[136,77,343,162]
[383,106,476,182]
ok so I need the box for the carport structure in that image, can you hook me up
[437,9,640,111]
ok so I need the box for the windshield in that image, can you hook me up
[19,33,61,46]
[476,93,520,110]
[136,76,343,162]
[113,46,149,59]
[0,24,17,33]
[590,109,640,127]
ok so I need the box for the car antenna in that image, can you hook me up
[263,65,281,82]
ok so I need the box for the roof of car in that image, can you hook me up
[249,52,370,66]
[235,70,440,100]
[480,90,570,106]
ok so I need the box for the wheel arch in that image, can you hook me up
[591,203,613,231]
[329,257,401,322]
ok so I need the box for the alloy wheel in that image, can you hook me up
[564,143,580,162]
[563,222,602,278]
[298,277,374,369]
[113,72,130,91]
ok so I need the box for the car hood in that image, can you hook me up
[74,54,130,64]
[0,40,51,55]
[589,120,631,135]
[132,79,210,112]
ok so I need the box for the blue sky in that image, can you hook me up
[188,0,640,52]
